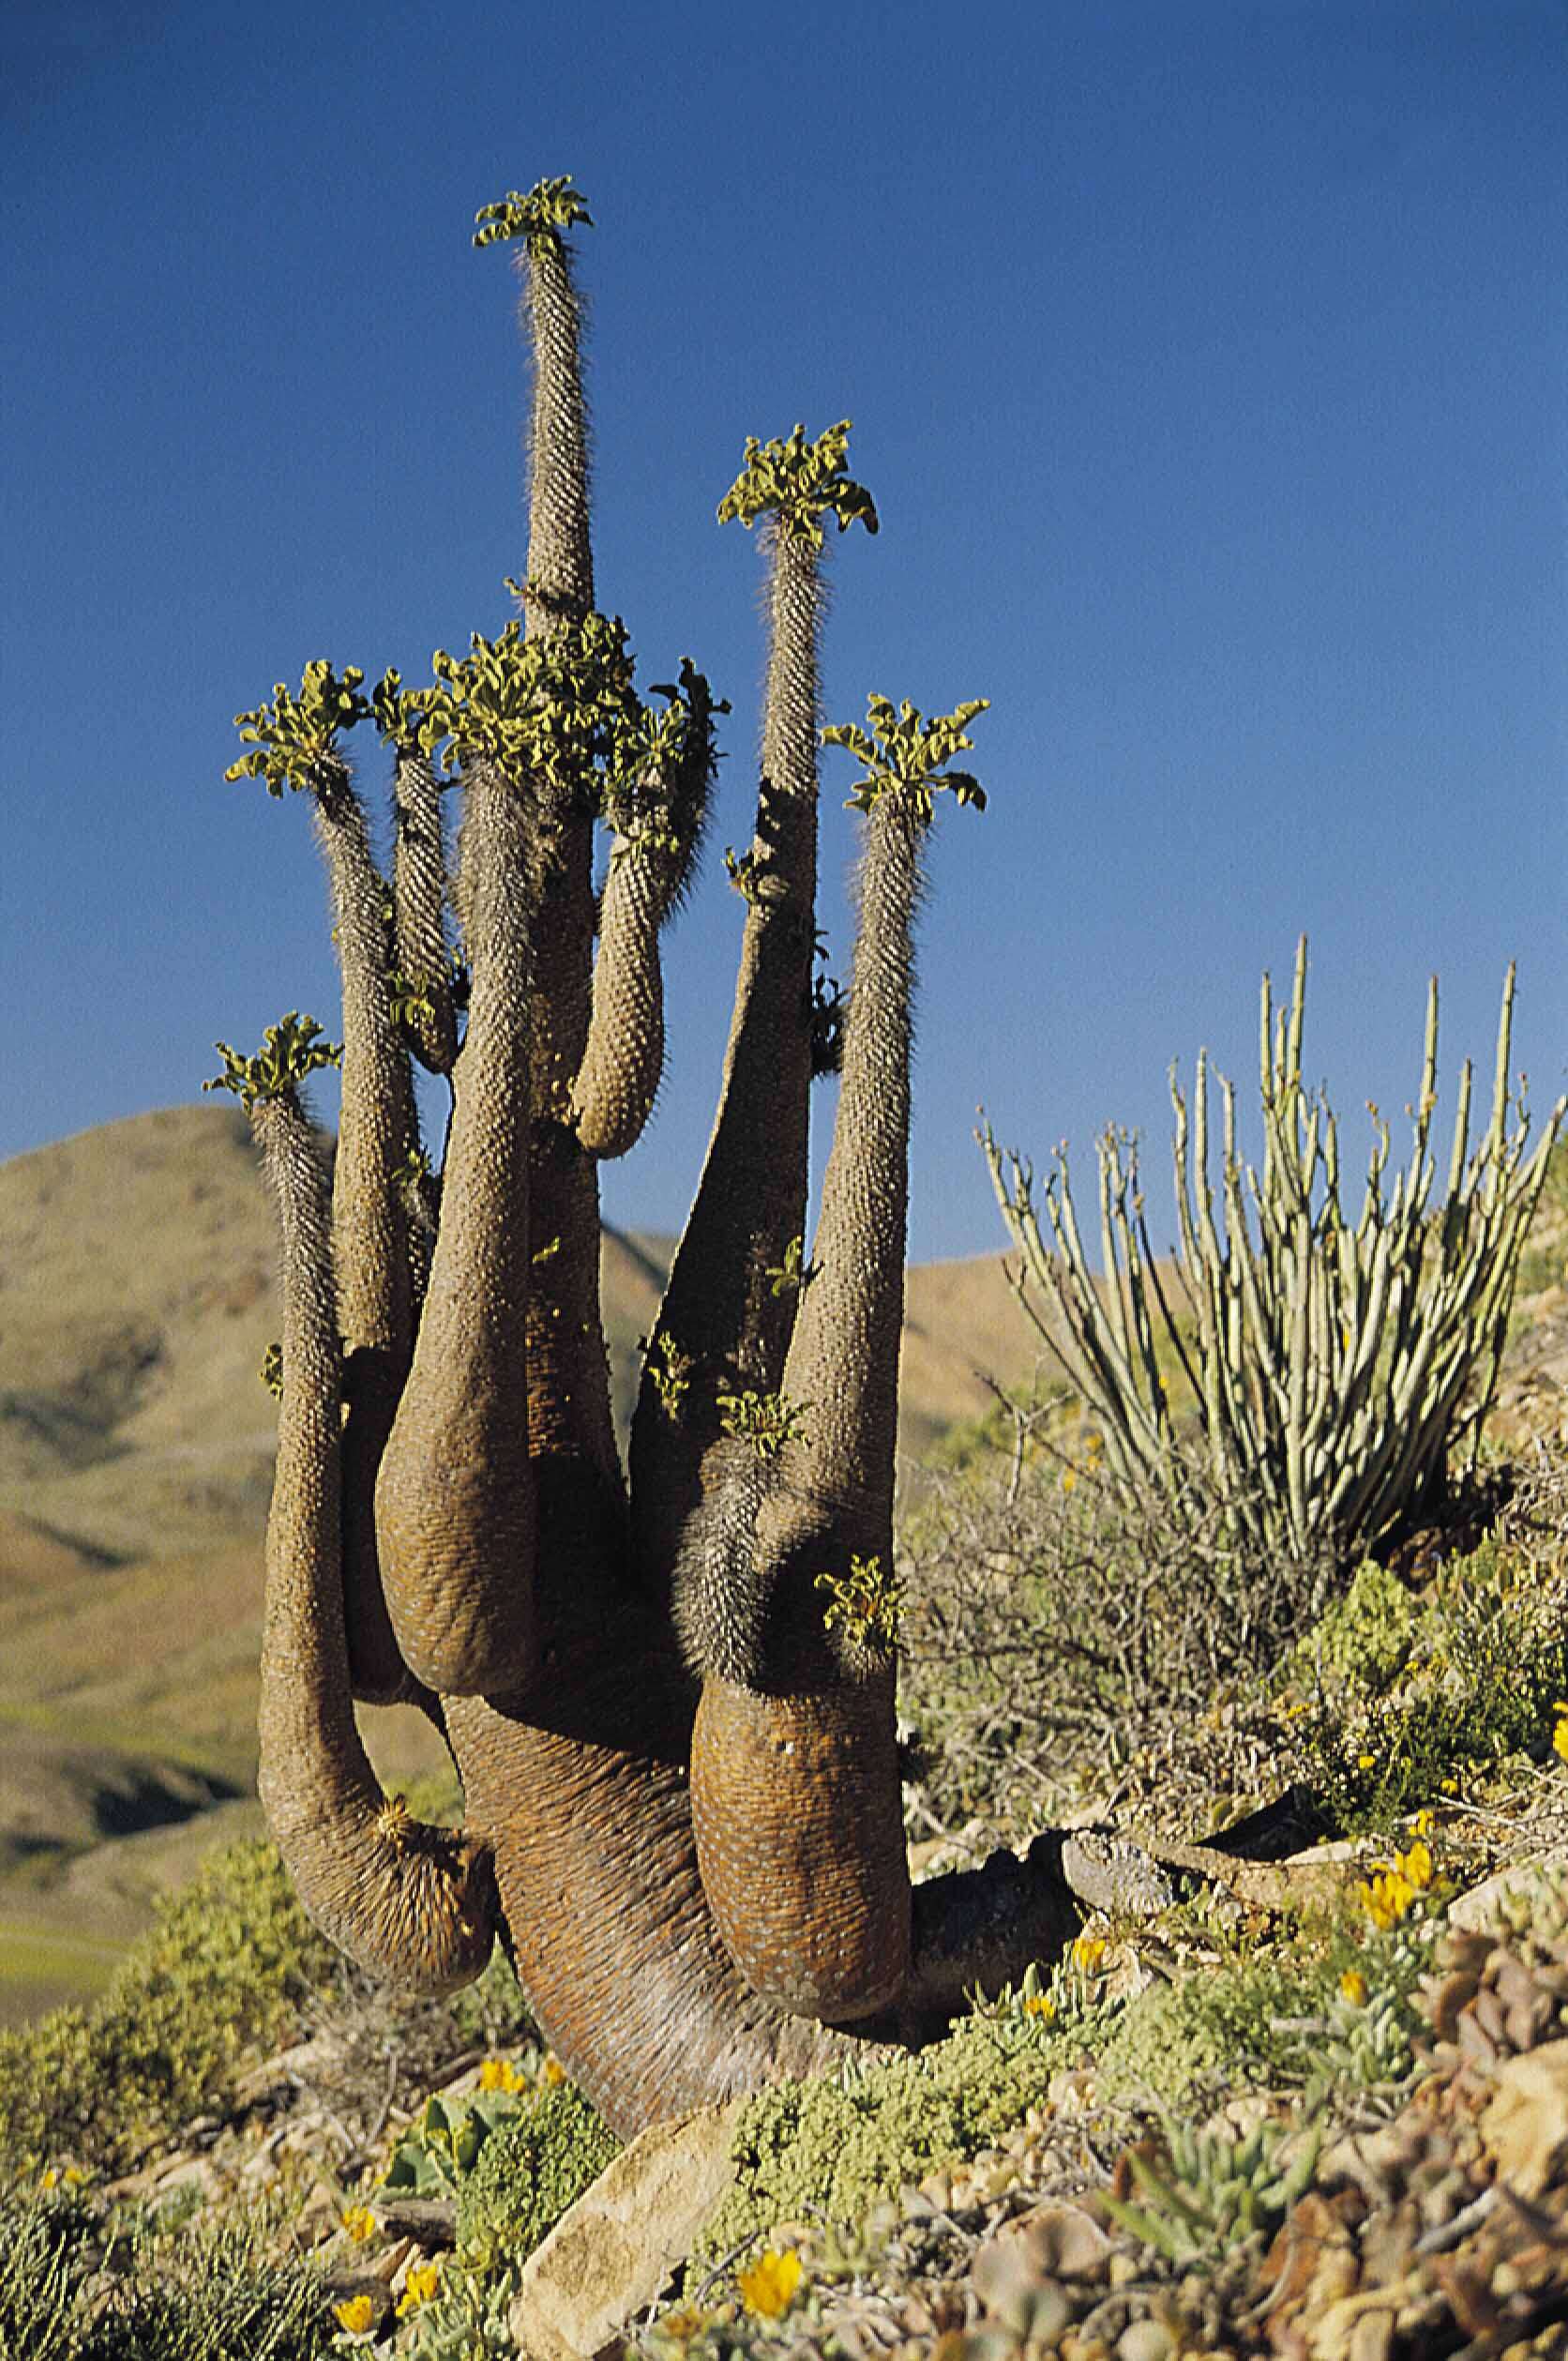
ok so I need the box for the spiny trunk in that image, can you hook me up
[254,1091,494,1994]
[391,747,459,1075]
[689,800,924,2021]
[374,764,540,1696]
[508,218,622,1525]
[312,770,417,1705]
[629,527,822,1596]
[520,230,593,628]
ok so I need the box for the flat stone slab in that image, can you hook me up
[509,2097,744,2361]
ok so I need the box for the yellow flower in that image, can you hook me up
[1339,1969,1368,2006]
[1554,1713,1568,1765]
[478,2057,524,2093]
[38,2169,58,2191]
[1411,1809,1435,1837]
[1071,1935,1108,1976]
[1440,1776,1457,1793]
[737,2248,803,2319]
[1358,1866,1416,1931]
[1062,1468,1078,1493]
[1400,1839,1434,1891]
[340,2203,378,2245]
[1357,1753,1376,1771]
[334,2293,377,2335]
[540,2052,566,2086]
[1022,1991,1057,2020]
[397,2261,442,2315]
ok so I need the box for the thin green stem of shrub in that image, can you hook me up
[983,941,1564,1571]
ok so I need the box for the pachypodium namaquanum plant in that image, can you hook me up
[216,176,1082,2141]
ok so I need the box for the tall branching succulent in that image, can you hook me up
[205,1019,494,1992]
[219,178,1072,2141]
[226,671,421,1705]
[984,940,1564,1570]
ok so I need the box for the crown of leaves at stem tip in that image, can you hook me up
[204,1014,341,1113]
[225,662,370,796]
[716,420,879,546]
[822,694,991,821]
[371,667,452,763]
[473,174,593,250]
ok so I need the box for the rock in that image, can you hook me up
[1481,2037,1568,2198]
[508,2098,743,2361]
[986,2199,1112,2282]
[1447,1854,1568,1934]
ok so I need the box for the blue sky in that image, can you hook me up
[3,0,1562,1262]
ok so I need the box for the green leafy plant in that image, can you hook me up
[816,1553,903,1653]
[641,1329,694,1420]
[1297,1535,1568,1834]
[381,2089,522,2199]
[1102,2111,1321,2264]
[717,419,879,545]
[765,1236,818,1297]
[204,1014,340,1113]
[822,694,989,821]
[0,1841,334,2174]
[473,174,593,250]
[716,1386,811,1460]
[224,661,371,796]
[454,2082,619,2271]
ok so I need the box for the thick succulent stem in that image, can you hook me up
[374,764,541,1694]
[445,1661,1083,2135]
[312,765,418,1705]
[571,670,717,1160]
[510,213,623,1528]
[390,747,459,1075]
[629,526,822,1593]
[570,835,673,1159]
[519,230,593,629]
[776,798,919,1540]
[688,797,924,2021]
[253,1087,494,1995]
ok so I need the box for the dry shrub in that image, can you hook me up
[897,1415,1336,1846]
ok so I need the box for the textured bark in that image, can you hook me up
[628,527,822,1599]
[519,233,592,630]
[312,768,417,1706]
[513,219,623,1536]
[374,764,540,1695]
[391,747,459,1075]
[572,673,717,1162]
[686,800,924,2020]
[570,836,669,1158]
[253,1091,494,1993]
